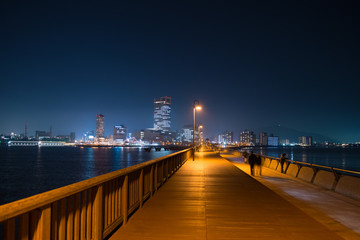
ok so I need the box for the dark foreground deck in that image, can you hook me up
[109,151,345,240]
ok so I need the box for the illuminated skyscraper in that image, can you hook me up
[96,114,105,138]
[240,130,256,145]
[113,125,127,141]
[154,96,171,132]
[224,131,234,144]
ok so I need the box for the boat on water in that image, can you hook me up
[7,141,39,147]
[7,141,69,147]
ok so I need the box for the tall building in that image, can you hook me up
[113,125,127,142]
[259,132,268,146]
[224,131,234,144]
[239,130,256,146]
[180,125,197,143]
[70,132,76,143]
[96,114,105,138]
[154,96,171,132]
[299,136,312,146]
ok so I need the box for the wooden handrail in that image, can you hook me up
[0,148,192,239]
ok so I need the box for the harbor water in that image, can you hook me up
[0,146,176,205]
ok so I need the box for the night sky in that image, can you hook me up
[1,1,360,142]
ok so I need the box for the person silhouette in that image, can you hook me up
[255,155,262,176]
[280,153,287,173]
[248,151,257,176]
[243,151,248,163]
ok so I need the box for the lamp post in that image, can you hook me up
[193,100,201,161]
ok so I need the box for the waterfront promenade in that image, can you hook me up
[109,150,357,240]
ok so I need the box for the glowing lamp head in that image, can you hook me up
[195,105,202,110]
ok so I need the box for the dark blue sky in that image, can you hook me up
[1,1,360,142]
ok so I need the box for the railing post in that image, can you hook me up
[30,204,51,240]
[149,165,154,196]
[331,168,341,190]
[165,159,169,181]
[154,163,158,193]
[122,175,129,224]
[4,218,15,240]
[295,164,301,177]
[66,196,74,240]
[310,165,319,183]
[19,213,30,240]
[139,169,144,208]
[74,193,80,240]
[93,185,103,240]
[284,161,290,173]
[58,199,66,240]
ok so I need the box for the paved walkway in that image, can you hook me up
[220,152,360,240]
[109,151,349,239]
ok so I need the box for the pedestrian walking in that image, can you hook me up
[248,151,257,176]
[255,155,262,176]
[243,151,248,163]
[280,153,287,173]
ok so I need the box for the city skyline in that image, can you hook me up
[1,1,360,143]
[0,110,347,144]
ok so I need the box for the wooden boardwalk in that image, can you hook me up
[109,151,344,240]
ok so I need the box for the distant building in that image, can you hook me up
[180,125,198,144]
[132,128,164,144]
[154,96,171,132]
[239,130,256,146]
[55,135,70,142]
[35,130,50,140]
[113,125,127,142]
[268,136,279,146]
[299,136,312,146]
[70,132,76,143]
[218,134,224,144]
[198,125,204,144]
[96,114,105,138]
[280,138,290,146]
[224,131,234,144]
[259,132,268,146]
[83,131,95,142]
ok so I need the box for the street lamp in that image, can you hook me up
[193,100,201,161]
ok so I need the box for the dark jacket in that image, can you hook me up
[280,155,286,164]
[255,156,262,165]
[248,154,257,165]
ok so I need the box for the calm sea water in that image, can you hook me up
[0,146,176,205]
[248,146,360,172]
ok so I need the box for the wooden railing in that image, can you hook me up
[0,148,192,240]
[257,154,360,177]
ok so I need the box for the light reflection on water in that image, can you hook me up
[0,146,176,205]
